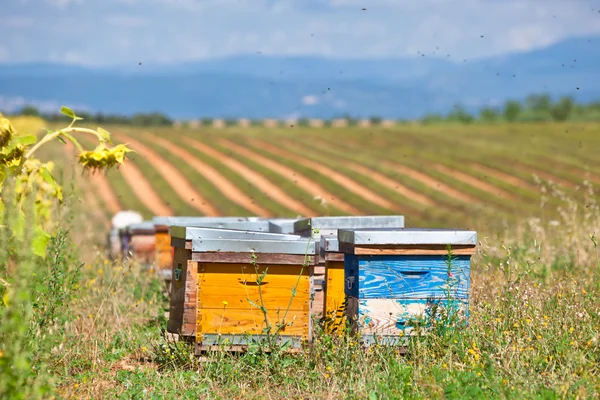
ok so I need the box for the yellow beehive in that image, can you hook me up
[167,225,315,352]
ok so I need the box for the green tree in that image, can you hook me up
[479,107,499,122]
[503,100,522,122]
[447,104,474,124]
[525,94,552,112]
[550,96,574,121]
[20,106,40,117]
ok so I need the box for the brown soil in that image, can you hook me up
[118,160,174,217]
[381,161,480,204]
[343,162,436,208]
[182,137,315,216]
[218,139,362,215]
[252,139,401,212]
[511,161,577,189]
[146,133,272,217]
[115,133,220,216]
[434,164,517,200]
[469,163,539,192]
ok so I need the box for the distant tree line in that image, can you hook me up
[422,94,600,124]
[7,94,600,126]
[15,106,173,127]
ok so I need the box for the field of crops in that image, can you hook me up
[4,118,599,398]
[50,122,600,238]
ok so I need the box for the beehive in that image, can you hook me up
[152,217,251,281]
[124,221,156,265]
[167,226,314,349]
[294,216,405,321]
[338,228,477,345]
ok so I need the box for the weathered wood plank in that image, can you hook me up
[167,247,192,334]
[196,308,309,338]
[344,255,471,299]
[182,260,199,337]
[196,263,312,344]
[347,297,469,336]
[323,260,347,333]
[339,242,476,255]
[155,231,173,273]
[192,252,314,265]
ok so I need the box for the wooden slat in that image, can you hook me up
[167,248,193,334]
[324,260,346,333]
[192,252,315,265]
[325,253,344,262]
[339,242,476,256]
[155,232,173,271]
[348,297,469,336]
[197,263,311,340]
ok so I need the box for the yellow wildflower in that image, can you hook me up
[73,383,79,389]
[0,348,4,358]
[222,301,228,306]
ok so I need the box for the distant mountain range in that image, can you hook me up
[0,36,598,120]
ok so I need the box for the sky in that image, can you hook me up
[3,0,600,67]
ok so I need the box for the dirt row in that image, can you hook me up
[114,133,220,216]
[250,139,400,212]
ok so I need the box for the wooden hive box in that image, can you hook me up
[152,217,251,281]
[294,216,405,322]
[124,221,156,266]
[338,228,477,346]
[167,225,310,343]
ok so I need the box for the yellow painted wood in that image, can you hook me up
[154,231,173,272]
[324,260,347,333]
[196,263,310,341]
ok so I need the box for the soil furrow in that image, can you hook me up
[433,164,517,200]
[218,138,361,215]
[181,137,315,216]
[250,139,400,212]
[380,161,480,204]
[115,133,220,216]
[146,133,271,217]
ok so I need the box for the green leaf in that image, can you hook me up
[60,132,84,152]
[256,269,268,285]
[97,127,112,144]
[40,166,63,202]
[60,106,76,119]
[32,226,51,258]
[12,135,38,146]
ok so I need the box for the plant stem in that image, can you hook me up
[24,127,103,159]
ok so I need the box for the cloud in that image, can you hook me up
[301,95,319,105]
[104,14,150,28]
[3,0,600,65]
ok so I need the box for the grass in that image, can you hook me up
[5,178,599,399]
[2,120,600,398]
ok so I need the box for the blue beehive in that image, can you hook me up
[338,228,477,345]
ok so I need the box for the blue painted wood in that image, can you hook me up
[348,297,470,337]
[344,255,471,299]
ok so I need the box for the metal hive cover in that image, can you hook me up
[338,228,477,246]
[170,226,303,241]
[293,216,405,234]
[126,221,156,234]
[268,218,301,234]
[152,216,248,227]
[190,238,315,254]
[320,234,340,254]
[168,220,271,233]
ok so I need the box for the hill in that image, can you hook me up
[1,36,599,119]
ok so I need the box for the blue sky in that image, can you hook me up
[3,0,600,66]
